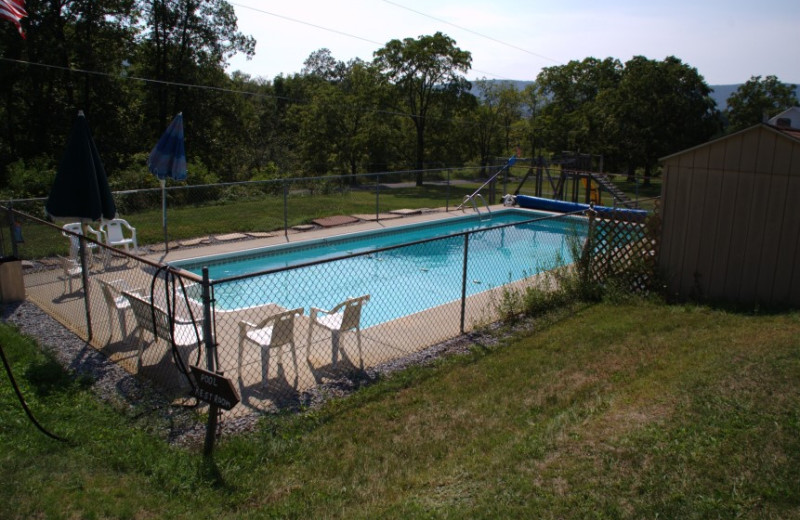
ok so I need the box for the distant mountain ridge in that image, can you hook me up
[471,80,800,110]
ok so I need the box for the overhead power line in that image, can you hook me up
[1,57,522,133]
[381,0,562,65]
[0,57,297,102]
[230,2,384,47]
[229,1,526,80]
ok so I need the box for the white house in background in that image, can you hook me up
[768,107,800,129]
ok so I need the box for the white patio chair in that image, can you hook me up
[97,278,140,340]
[123,290,203,370]
[307,295,369,368]
[238,307,304,386]
[58,255,83,294]
[100,218,138,253]
[62,222,102,264]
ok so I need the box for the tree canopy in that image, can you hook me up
[1,6,795,199]
[725,75,799,132]
[373,32,472,185]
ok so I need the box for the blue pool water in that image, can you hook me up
[175,210,587,327]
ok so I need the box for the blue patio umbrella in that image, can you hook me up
[147,112,187,251]
[46,110,117,223]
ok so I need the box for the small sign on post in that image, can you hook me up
[190,365,240,411]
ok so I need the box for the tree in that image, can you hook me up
[373,32,471,185]
[292,53,389,179]
[472,79,521,176]
[535,57,622,157]
[0,0,146,178]
[139,0,255,129]
[610,56,720,183]
[301,48,345,81]
[726,75,799,132]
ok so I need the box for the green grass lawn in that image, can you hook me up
[2,299,798,518]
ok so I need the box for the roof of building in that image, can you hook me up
[660,123,800,162]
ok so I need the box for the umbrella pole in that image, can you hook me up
[161,179,168,253]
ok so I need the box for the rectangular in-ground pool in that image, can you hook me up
[173,209,588,327]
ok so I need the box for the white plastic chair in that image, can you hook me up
[123,290,203,370]
[62,222,102,264]
[97,278,139,340]
[57,255,83,294]
[100,218,138,253]
[238,307,304,386]
[307,295,369,368]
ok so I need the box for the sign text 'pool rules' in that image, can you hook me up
[190,366,240,410]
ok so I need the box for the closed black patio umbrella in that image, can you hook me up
[45,110,116,222]
[45,110,114,339]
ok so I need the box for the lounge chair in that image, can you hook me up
[123,290,203,370]
[97,278,140,340]
[238,307,304,386]
[307,295,369,368]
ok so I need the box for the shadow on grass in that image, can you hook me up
[25,355,92,397]
[198,455,233,491]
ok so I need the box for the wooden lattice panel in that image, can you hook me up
[586,202,661,292]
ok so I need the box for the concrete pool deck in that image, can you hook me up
[22,204,564,415]
[145,206,499,264]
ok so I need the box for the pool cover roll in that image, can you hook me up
[515,195,648,222]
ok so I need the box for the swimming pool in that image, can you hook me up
[174,209,588,327]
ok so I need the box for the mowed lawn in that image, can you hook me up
[1,300,799,519]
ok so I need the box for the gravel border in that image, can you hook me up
[1,300,204,445]
[2,299,507,448]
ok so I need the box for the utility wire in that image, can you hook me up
[1,56,527,133]
[229,1,520,80]
[230,2,384,47]
[381,0,562,65]
[0,57,298,102]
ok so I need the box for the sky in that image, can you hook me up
[225,0,800,86]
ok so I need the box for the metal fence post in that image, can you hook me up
[460,233,470,334]
[446,169,451,212]
[201,267,218,456]
[375,173,380,222]
[78,237,93,341]
[283,181,288,241]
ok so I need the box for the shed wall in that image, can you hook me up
[659,126,800,306]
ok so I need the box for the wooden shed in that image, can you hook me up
[659,124,800,306]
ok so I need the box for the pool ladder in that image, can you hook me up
[460,194,492,220]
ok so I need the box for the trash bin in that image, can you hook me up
[0,257,25,303]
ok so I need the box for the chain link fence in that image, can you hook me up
[0,169,661,425]
[1,202,617,418]
[1,166,659,253]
